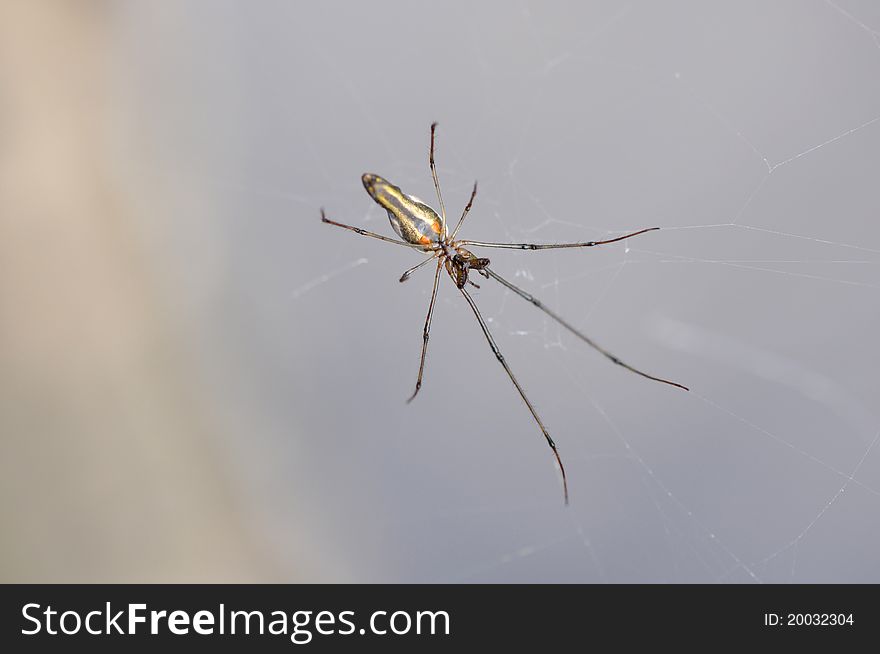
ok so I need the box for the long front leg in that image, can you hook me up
[485,267,688,391]
[458,286,569,504]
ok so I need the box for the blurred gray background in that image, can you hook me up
[2,0,879,582]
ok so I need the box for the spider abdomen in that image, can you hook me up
[362,173,443,246]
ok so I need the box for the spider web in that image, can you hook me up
[114,0,880,582]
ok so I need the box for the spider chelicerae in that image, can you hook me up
[321,123,688,504]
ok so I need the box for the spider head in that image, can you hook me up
[448,249,490,289]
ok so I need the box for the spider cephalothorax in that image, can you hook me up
[321,123,688,504]
[447,250,490,289]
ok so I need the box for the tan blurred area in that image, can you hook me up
[0,2,275,581]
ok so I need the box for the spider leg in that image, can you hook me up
[458,285,569,505]
[429,123,447,235]
[457,226,659,250]
[485,267,689,391]
[321,210,431,252]
[449,181,478,242]
[407,258,444,404]
[399,254,438,283]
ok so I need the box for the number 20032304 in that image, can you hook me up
[764,613,853,626]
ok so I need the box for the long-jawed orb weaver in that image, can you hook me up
[321,123,688,504]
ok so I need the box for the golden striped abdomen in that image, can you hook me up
[362,173,444,246]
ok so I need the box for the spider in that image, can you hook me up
[321,123,688,504]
